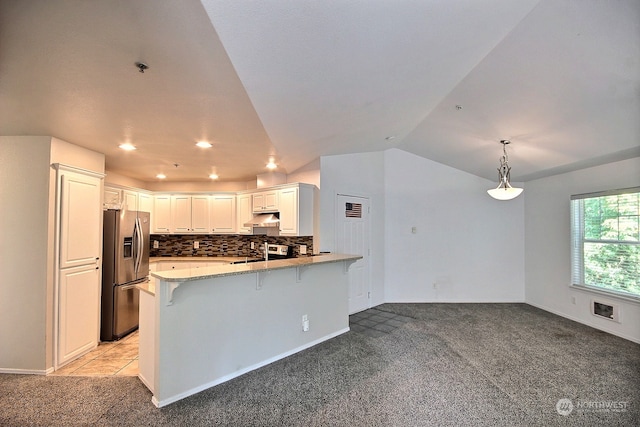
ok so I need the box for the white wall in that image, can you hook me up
[384,149,525,302]
[525,157,640,343]
[0,136,51,371]
[104,170,147,189]
[320,152,386,306]
[0,136,105,372]
[288,158,320,188]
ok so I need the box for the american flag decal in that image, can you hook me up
[345,202,362,218]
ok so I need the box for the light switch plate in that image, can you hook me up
[194,241,199,249]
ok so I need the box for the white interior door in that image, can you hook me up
[335,194,370,314]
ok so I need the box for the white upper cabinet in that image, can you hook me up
[123,190,138,211]
[236,194,253,234]
[171,195,193,233]
[278,184,315,236]
[252,190,278,212]
[210,194,236,233]
[278,187,298,236]
[103,186,122,208]
[153,195,171,233]
[138,192,153,227]
[59,171,102,269]
[138,192,153,213]
[126,183,317,237]
[190,195,210,233]
[104,186,154,227]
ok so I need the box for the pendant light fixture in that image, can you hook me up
[487,140,523,201]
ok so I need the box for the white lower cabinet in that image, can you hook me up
[58,264,100,366]
[156,262,192,271]
[138,287,155,393]
[153,260,232,272]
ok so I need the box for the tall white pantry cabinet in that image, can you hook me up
[54,164,103,368]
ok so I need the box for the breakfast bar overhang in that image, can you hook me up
[138,254,361,408]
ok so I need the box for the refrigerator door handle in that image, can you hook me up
[138,217,144,274]
[134,217,142,276]
[118,283,140,291]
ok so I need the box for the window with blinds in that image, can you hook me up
[571,187,640,299]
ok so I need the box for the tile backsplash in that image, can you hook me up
[149,234,313,258]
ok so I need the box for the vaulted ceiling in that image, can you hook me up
[1,0,638,183]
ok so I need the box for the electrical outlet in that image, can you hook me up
[153,240,159,249]
[251,242,255,249]
[302,314,309,332]
[194,241,199,249]
[299,244,307,255]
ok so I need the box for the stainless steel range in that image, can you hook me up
[265,243,292,259]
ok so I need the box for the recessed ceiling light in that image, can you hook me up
[119,143,136,151]
[266,161,277,170]
[156,173,166,179]
[196,141,212,148]
[209,173,219,180]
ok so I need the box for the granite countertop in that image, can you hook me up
[150,256,260,264]
[138,280,156,296]
[149,253,362,283]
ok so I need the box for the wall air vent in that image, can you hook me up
[591,299,621,323]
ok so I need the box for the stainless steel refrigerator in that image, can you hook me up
[101,209,150,341]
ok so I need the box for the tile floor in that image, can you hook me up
[50,310,405,377]
[49,331,139,377]
[349,307,413,338]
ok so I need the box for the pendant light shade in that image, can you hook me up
[487,140,523,201]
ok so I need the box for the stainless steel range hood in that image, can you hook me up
[243,213,280,228]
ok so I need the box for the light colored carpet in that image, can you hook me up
[1,303,638,426]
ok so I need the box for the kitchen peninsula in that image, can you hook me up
[139,253,361,408]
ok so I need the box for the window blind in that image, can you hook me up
[570,187,640,298]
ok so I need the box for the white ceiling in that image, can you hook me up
[1,0,638,183]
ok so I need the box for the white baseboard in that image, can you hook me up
[137,373,153,394]
[525,301,640,344]
[0,367,50,375]
[154,327,350,408]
